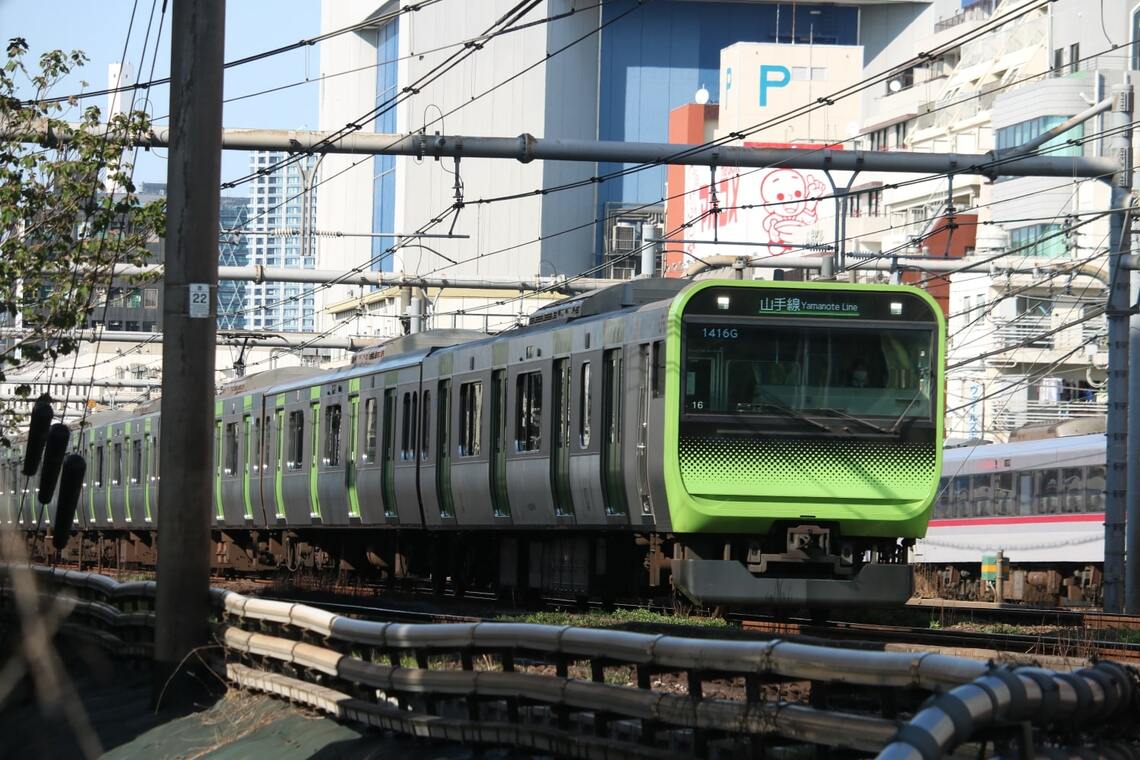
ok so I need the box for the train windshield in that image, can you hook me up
[682,321,935,424]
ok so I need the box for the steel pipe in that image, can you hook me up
[110,264,613,294]
[2,121,1117,179]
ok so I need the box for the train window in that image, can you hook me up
[224,422,238,475]
[437,381,454,518]
[437,381,450,459]
[324,405,342,467]
[251,418,262,472]
[515,371,543,452]
[935,477,951,517]
[459,382,482,457]
[1085,466,1106,512]
[131,440,142,484]
[652,341,665,398]
[410,392,419,459]
[1062,468,1083,513]
[951,476,969,518]
[1017,473,1033,515]
[363,398,378,463]
[1035,469,1061,514]
[994,472,1015,515]
[111,441,121,486]
[382,390,397,516]
[602,349,627,515]
[579,362,591,448]
[970,474,992,516]
[401,393,411,460]
[287,411,304,470]
[94,444,104,488]
[420,391,431,461]
[151,436,158,482]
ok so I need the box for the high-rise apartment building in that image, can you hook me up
[218,195,250,330]
[247,151,318,332]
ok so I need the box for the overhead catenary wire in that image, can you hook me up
[206,0,1059,312]
[194,2,1119,331]
[11,0,1121,380]
[20,0,448,108]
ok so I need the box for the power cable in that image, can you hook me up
[22,0,447,108]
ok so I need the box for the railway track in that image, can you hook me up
[30,558,1140,664]
[740,618,1140,665]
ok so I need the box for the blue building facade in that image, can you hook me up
[372,17,399,273]
[595,1,859,258]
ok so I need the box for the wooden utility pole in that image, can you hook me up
[154,0,225,706]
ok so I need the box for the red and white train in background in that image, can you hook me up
[916,434,1106,605]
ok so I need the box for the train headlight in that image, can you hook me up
[890,301,903,316]
[716,295,731,310]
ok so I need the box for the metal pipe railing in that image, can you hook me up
[3,563,1136,760]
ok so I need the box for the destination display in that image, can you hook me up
[683,286,938,323]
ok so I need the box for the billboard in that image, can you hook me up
[674,143,838,273]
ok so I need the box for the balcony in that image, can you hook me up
[934,1,995,33]
[992,315,1052,350]
[992,399,1107,432]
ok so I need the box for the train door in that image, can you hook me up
[436,379,455,518]
[347,392,361,521]
[309,396,323,521]
[381,388,398,519]
[550,358,573,517]
[490,369,510,517]
[636,344,651,515]
[273,404,286,523]
[241,412,254,522]
[602,348,627,515]
[249,408,265,526]
[213,418,224,522]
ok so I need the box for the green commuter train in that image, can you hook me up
[2,278,946,607]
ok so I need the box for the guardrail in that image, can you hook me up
[1,564,1136,760]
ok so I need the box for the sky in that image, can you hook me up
[0,0,321,194]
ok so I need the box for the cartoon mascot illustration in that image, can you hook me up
[759,169,827,252]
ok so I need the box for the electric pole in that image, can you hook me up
[1105,77,1132,613]
[154,0,225,705]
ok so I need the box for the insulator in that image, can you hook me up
[51,454,85,552]
[21,396,54,477]
[37,424,70,505]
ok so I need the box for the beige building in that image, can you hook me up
[716,42,864,146]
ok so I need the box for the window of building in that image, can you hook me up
[1133,8,1140,70]
[287,410,304,470]
[995,116,1083,161]
[1008,224,1066,258]
[1069,43,1079,74]
[324,404,341,466]
[515,371,542,452]
[459,381,482,456]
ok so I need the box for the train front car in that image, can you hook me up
[663,280,945,608]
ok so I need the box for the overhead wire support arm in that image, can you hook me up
[0,122,1118,180]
